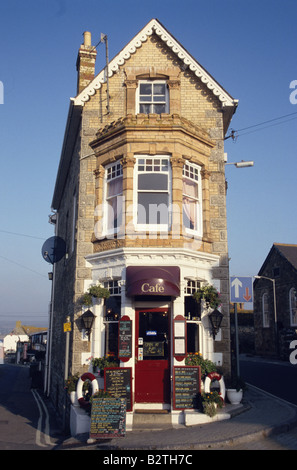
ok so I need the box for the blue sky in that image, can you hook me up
[0,0,296,329]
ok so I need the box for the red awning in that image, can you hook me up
[126,266,180,297]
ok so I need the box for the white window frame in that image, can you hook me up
[289,287,297,326]
[182,161,203,237]
[133,155,172,232]
[262,292,270,327]
[136,80,169,114]
[103,161,123,237]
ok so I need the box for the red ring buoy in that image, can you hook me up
[204,371,225,401]
[76,372,99,408]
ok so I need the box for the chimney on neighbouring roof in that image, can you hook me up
[76,31,97,95]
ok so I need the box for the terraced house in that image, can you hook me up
[48,19,238,426]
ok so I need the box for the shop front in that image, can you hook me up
[126,266,180,407]
[86,248,222,424]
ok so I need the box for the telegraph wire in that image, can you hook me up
[225,111,297,141]
[0,254,47,278]
[0,229,46,240]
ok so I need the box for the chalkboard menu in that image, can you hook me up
[173,366,201,409]
[105,367,132,411]
[118,318,132,360]
[90,397,126,439]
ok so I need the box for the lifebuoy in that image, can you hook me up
[76,372,99,408]
[204,371,225,401]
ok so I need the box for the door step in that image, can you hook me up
[133,410,172,430]
[135,409,169,414]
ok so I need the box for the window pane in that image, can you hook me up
[107,177,123,198]
[140,83,152,96]
[107,196,123,230]
[153,83,166,96]
[183,178,198,199]
[183,197,197,230]
[138,173,168,190]
[153,104,166,114]
[138,193,169,224]
[140,104,151,113]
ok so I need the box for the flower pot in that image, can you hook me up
[227,388,243,405]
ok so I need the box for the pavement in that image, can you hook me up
[54,384,297,450]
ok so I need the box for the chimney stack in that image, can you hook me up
[76,31,97,95]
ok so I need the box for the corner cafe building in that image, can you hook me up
[85,247,225,426]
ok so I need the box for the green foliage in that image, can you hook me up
[80,285,110,306]
[192,284,221,309]
[65,373,80,393]
[185,353,217,378]
[91,356,119,372]
[201,391,223,417]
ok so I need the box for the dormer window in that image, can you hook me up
[137,80,169,114]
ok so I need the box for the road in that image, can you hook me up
[0,363,62,450]
[239,354,297,406]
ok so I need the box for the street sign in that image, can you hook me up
[230,276,253,303]
[63,322,71,333]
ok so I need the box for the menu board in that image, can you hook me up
[90,397,126,439]
[105,367,132,411]
[173,366,201,409]
[118,318,132,360]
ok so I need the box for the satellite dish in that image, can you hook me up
[42,236,66,264]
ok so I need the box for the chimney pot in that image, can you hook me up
[83,31,92,48]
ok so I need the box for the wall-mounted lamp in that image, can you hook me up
[80,309,95,337]
[208,309,223,339]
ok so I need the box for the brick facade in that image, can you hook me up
[48,19,237,423]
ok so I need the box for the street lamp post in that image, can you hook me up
[254,275,278,356]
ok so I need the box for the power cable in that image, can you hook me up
[0,254,47,278]
[0,229,46,240]
[225,111,297,141]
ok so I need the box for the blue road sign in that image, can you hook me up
[230,276,253,304]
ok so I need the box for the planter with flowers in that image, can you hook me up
[80,285,110,307]
[65,373,80,406]
[90,356,119,377]
[201,391,224,417]
[185,352,217,380]
[193,284,221,310]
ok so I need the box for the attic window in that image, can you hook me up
[137,80,169,114]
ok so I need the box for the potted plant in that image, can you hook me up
[91,356,119,376]
[185,352,217,379]
[201,391,223,417]
[225,375,246,404]
[193,284,221,309]
[80,284,110,306]
[65,373,80,405]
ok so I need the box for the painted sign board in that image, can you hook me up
[90,397,126,439]
[173,366,201,409]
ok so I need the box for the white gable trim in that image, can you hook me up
[74,19,236,108]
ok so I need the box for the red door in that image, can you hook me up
[135,308,170,403]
